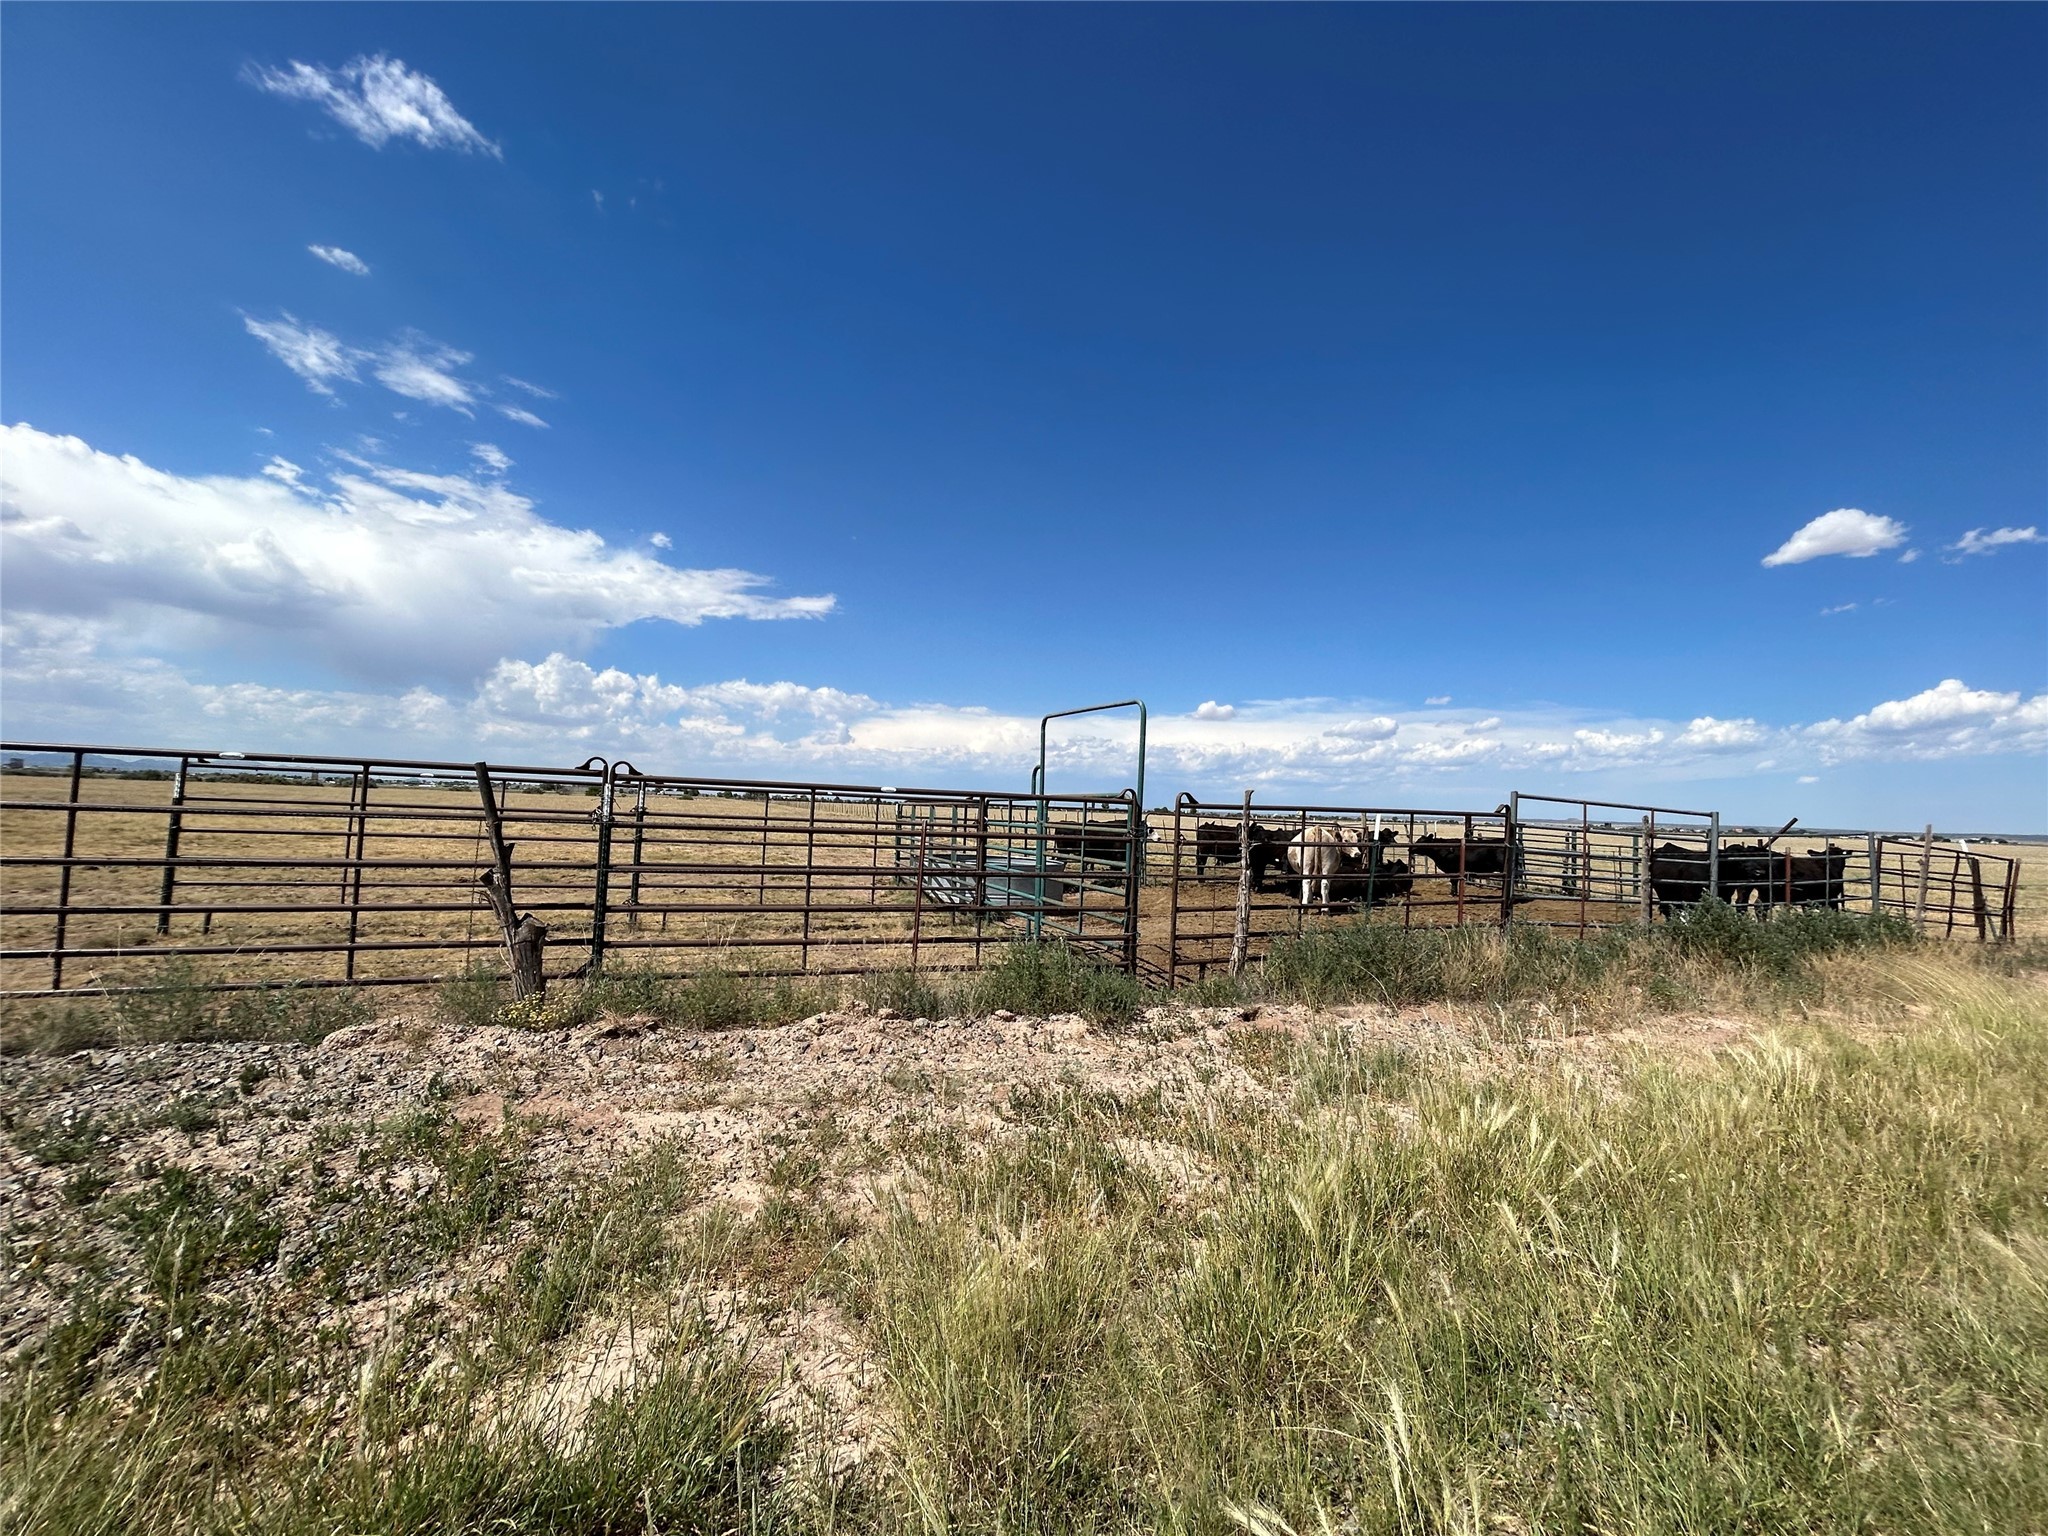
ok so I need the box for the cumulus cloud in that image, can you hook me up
[1193,701,1235,721]
[243,313,361,394]
[650,533,672,549]
[1950,526,2044,558]
[307,244,369,276]
[1803,679,2047,765]
[1762,508,1908,567]
[5,609,2043,792]
[1677,716,1764,750]
[469,443,511,474]
[247,54,500,157]
[496,404,549,429]
[0,423,834,686]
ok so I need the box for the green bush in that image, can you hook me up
[962,942,1147,1027]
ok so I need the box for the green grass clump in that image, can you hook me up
[438,964,833,1032]
[960,941,1147,1027]
[1257,900,1919,1012]
[0,966,371,1056]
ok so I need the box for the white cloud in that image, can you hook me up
[1819,602,1858,616]
[307,244,369,276]
[592,190,605,212]
[1797,775,1819,784]
[0,423,834,686]
[1803,679,2047,765]
[503,377,557,399]
[1193,700,1235,721]
[243,313,361,394]
[1762,508,1908,567]
[1950,526,2044,558]
[244,315,490,417]
[469,443,512,474]
[260,456,305,486]
[496,404,549,429]
[1845,678,2018,734]
[1425,695,1452,706]
[6,607,2043,792]
[1898,548,1921,564]
[248,54,500,157]
[372,335,477,414]
[1677,716,1764,750]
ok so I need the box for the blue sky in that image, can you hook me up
[3,4,2043,828]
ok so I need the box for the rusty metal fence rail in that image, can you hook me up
[0,743,1142,997]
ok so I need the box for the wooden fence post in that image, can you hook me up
[474,763,546,999]
[1913,823,1935,932]
[1230,791,1254,978]
[1639,816,1653,927]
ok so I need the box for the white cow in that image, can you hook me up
[1288,824,1363,908]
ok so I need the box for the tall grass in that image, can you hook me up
[0,963,371,1055]
[856,959,2048,1533]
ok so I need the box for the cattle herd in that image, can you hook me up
[1039,812,1856,919]
[1186,815,1854,918]
[1191,817,1510,910]
[1647,840,1851,918]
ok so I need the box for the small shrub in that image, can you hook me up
[964,942,1146,1026]
[14,1109,111,1167]
[151,1097,219,1135]
[438,967,508,1029]
[854,968,954,1020]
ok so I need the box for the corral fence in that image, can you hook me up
[0,742,2021,1000]
[1160,796,1515,985]
[0,744,1139,998]
[1158,790,2023,984]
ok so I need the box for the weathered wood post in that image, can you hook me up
[1639,816,1653,927]
[474,763,546,1000]
[156,756,189,935]
[1230,791,1255,979]
[1913,823,1935,932]
[1866,833,1881,916]
[1964,846,1990,942]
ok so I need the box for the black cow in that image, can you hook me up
[1331,854,1414,908]
[1413,830,1514,895]
[1784,845,1850,909]
[1647,842,1712,919]
[1192,820,1289,889]
[1717,842,1779,912]
[1050,819,1134,867]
